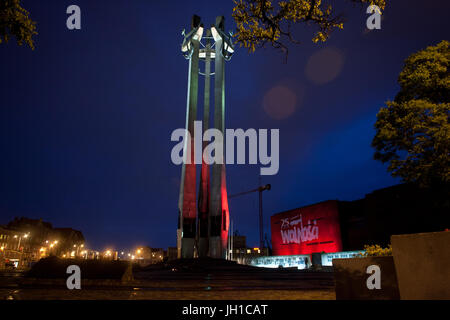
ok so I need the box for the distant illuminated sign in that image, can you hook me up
[271,200,343,256]
[249,254,310,270]
[246,251,365,269]
[321,251,363,266]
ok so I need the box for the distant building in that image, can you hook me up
[122,246,165,266]
[271,200,343,256]
[229,234,269,265]
[0,226,31,269]
[7,217,52,253]
[1,217,86,269]
[166,247,178,261]
[232,235,246,249]
[150,248,164,262]
[50,228,85,257]
[270,183,449,257]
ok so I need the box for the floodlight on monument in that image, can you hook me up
[210,26,235,61]
[194,25,204,41]
[222,37,235,60]
[181,25,204,59]
[210,26,220,42]
[181,15,204,60]
[181,30,194,59]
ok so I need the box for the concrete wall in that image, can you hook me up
[333,256,400,300]
[391,231,450,300]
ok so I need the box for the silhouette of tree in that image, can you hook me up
[232,0,386,58]
[372,41,450,187]
[0,0,37,50]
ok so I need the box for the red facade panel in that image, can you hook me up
[271,200,343,256]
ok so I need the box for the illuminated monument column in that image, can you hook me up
[178,15,202,259]
[208,16,234,259]
[178,15,234,259]
[197,28,212,258]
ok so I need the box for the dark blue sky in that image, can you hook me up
[1,0,449,251]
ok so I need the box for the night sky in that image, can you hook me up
[1,0,449,251]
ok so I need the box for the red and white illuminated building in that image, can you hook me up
[271,200,343,256]
[249,183,448,269]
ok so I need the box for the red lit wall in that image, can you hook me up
[271,200,343,256]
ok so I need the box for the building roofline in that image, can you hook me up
[271,199,339,218]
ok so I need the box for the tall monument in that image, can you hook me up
[177,15,235,259]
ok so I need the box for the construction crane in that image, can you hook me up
[229,183,271,250]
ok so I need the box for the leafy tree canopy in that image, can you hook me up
[0,0,37,49]
[372,41,450,187]
[232,0,386,56]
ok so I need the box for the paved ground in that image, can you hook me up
[0,260,336,300]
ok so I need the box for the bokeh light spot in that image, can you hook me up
[263,86,297,120]
[305,47,345,85]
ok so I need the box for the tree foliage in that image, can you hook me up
[0,0,37,49]
[372,41,450,187]
[232,0,386,57]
